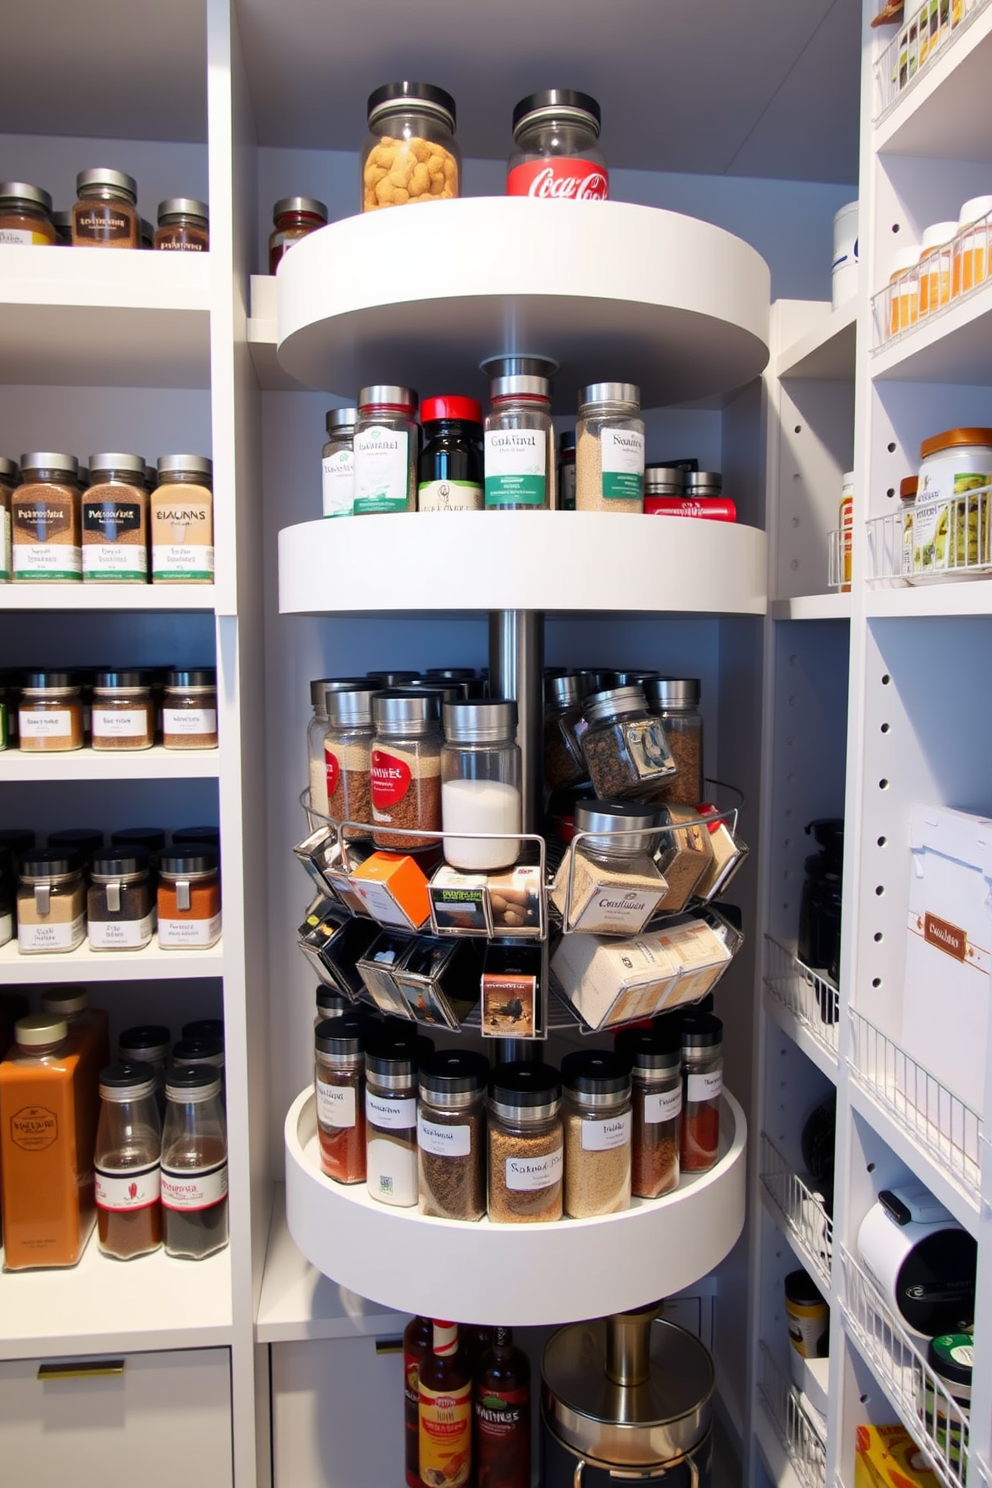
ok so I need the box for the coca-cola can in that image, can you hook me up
[507,89,608,201]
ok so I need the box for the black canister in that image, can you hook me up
[798,817,844,1018]
[417,396,483,513]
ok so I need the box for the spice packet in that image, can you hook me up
[296,897,352,986]
[481,942,544,1039]
[551,930,682,1030]
[428,865,493,936]
[486,864,545,937]
[356,929,416,1016]
[351,851,431,931]
[393,936,483,1029]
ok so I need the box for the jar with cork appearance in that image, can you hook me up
[162,668,218,749]
[94,1062,162,1261]
[575,383,645,513]
[154,198,209,251]
[151,455,213,583]
[484,375,554,510]
[551,799,666,934]
[544,673,588,790]
[18,671,84,752]
[161,1064,229,1260]
[507,89,607,200]
[269,196,328,272]
[680,1013,723,1173]
[322,408,358,518]
[441,700,521,872]
[353,386,419,515]
[325,685,377,834]
[418,1049,488,1221]
[91,671,154,750]
[561,1050,632,1218]
[16,850,86,954]
[13,453,81,581]
[315,1014,367,1185]
[157,847,221,949]
[0,182,55,245]
[365,1026,427,1208]
[72,168,139,248]
[488,1062,563,1223]
[361,82,460,212]
[0,455,16,582]
[371,690,442,850]
[82,453,149,582]
[88,850,154,951]
[581,686,676,800]
[615,1025,682,1199]
[643,678,704,805]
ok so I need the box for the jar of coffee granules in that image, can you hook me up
[561,1050,631,1218]
[72,168,139,248]
[82,453,148,583]
[315,1013,367,1185]
[16,849,87,954]
[488,1062,563,1224]
[365,1026,431,1208]
[154,198,209,252]
[580,686,677,800]
[88,849,154,951]
[551,799,667,935]
[418,1049,488,1221]
[0,456,17,582]
[13,453,81,582]
[370,690,442,850]
[91,670,154,750]
[94,1061,163,1261]
[643,678,703,805]
[575,383,645,514]
[615,1025,681,1200]
[325,685,377,834]
[544,673,589,791]
[157,847,221,949]
[18,671,84,752]
[162,668,218,749]
[680,1012,723,1173]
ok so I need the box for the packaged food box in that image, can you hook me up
[481,942,543,1038]
[293,825,372,917]
[551,930,682,1030]
[351,851,431,931]
[486,864,544,937]
[854,1425,939,1488]
[652,916,734,1003]
[428,865,492,936]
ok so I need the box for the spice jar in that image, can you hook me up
[314,1013,367,1184]
[365,1025,428,1207]
[581,685,677,800]
[91,670,154,750]
[72,168,139,248]
[575,383,645,513]
[151,454,213,583]
[918,220,957,316]
[680,1012,723,1173]
[418,396,484,512]
[615,1025,682,1199]
[484,375,555,510]
[915,426,992,576]
[325,685,377,834]
[889,245,921,336]
[552,799,666,934]
[18,671,84,752]
[488,1061,563,1224]
[154,198,209,252]
[953,195,992,298]
[654,806,713,912]
[157,847,221,949]
[643,678,704,805]
[94,1062,162,1261]
[0,182,55,245]
[561,1050,631,1218]
[417,1049,488,1221]
[322,407,358,518]
[370,690,442,850]
[88,849,154,951]
[82,452,149,582]
[269,196,328,273]
[507,89,607,200]
[353,386,419,515]
[16,849,86,954]
[161,1064,229,1260]
[0,455,16,583]
[361,82,459,212]
[441,700,522,871]
[13,452,81,582]
[162,667,218,749]
[557,431,576,511]
[544,673,589,791]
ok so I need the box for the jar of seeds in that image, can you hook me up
[575,383,645,513]
[615,1025,681,1199]
[370,690,442,850]
[561,1050,631,1218]
[580,686,676,800]
[365,1026,432,1208]
[643,678,703,805]
[543,673,588,791]
[418,1049,488,1221]
[551,799,667,935]
[325,685,376,835]
[488,1062,563,1224]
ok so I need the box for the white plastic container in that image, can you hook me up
[918,220,957,316]
[887,244,921,338]
[832,201,859,308]
[857,1185,977,1342]
[914,426,992,576]
[953,195,992,299]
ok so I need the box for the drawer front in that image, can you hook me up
[0,1347,232,1488]
[272,1335,404,1488]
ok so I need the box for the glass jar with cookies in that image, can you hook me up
[361,82,460,213]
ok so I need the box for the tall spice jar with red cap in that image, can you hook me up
[418,397,484,511]
[507,90,608,201]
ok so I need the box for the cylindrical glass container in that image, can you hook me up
[315,1014,367,1184]
[581,685,677,799]
[307,678,332,816]
[680,1013,723,1173]
[615,1025,682,1199]
[370,690,442,850]
[365,1026,426,1208]
[157,848,221,949]
[325,685,377,833]
[484,376,554,510]
[13,453,81,582]
[322,407,358,519]
[544,673,589,791]
[643,677,704,805]
[418,1049,488,1221]
[353,386,419,515]
[151,454,214,583]
[557,430,576,511]
[889,244,922,336]
[552,799,666,934]
[575,383,645,513]
[18,670,84,752]
[16,850,86,954]
[418,396,484,512]
[119,1024,171,1109]
[154,198,209,252]
[0,182,55,245]
[561,1050,631,1218]
[361,82,459,212]
[269,196,328,273]
[172,1038,224,1087]
[953,194,992,297]
[507,89,607,200]
[82,453,148,583]
[0,455,16,583]
[441,699,521,871]
[161,1064,229,1259]
[94,1061,163,1260]
[162,668,218,749]
[488,1062,563,1223]
[91,670,154,750]
[88,849,154,951]
[72,168,139,248]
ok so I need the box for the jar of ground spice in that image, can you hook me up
[154,198,209,251]
[418,1049,488,1221]
[561,1050,631,1218]
[82,453,148,583]
[162,668,218,749]
[0,182,56,245]
[18,671,84,752]
[371,690,442,850]
[72,168,139,248]
[0,456,16,583]
[552,799,667,935]
[269,196,328,273]
[580,686,676,800]
[88,849,154,951]
[488,1062,563,1224]
[13,453,81,582]
[94,1062,162,1261]
[157,847,221,950]
[315,1013,367,1185]
[614,1025,681,1200]
[91,670,154,751]
[544,673,589,791]
[575,383,645,513]
[16,849,87,954]
[643,678,703,805]
[365,1026,430,1208]
[325,685,377,834]
[680,1012,723,1173]
[151,455,214,583]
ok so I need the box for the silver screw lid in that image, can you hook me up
[76,167,137,200]
[88,453,146,478]
[326,687,377,727]
[372,689,441,732]
[644,466,685,492]
[0,181,53,212]
[575,799,659,855]
[480,354,559,380]
[443,699,518,743]
[578,382,640,410]
[584,685,649,724]
[643,677,701,708]
[685,471,722,494]
[358,385,417,412]
[490,375,550,400]
[157,454,213,479]
[20,452,78,477]
[157,198,208,221]
[273,196,328,219]
[0,456,18,481]
[546,673,585,707]
[326,408,358,435]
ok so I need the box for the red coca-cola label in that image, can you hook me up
[506,158,609,201]
[325,745,340,798]
[370,749,411,809]
[644,496,737,522]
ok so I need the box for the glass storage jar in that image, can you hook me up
[307,678,332,816]
[161,1064,229,1260]
[353,385,419,515]
[16,850,87,954]
[157,848,221,949]
[544,673,588,791]
[615,1024,682,1199]
[643,677,704,804]
[18,671,84,752]
[154,198,209,251]
[680,1012,723,1173]
[441,700,521,872]
[488,1062,563,1223]
[575,383,644,513]
[13,453,81,582]
[361,82,459,212]
[507,89,607,200]
[72,168,139,248]
[418,395,484,512]
[268,196,328,272]
[316,985,352,1024]
[94,1062,163,1261]
[552,799,666,935]
[953,194,992,297]
[88,849,154,951]
[484,375,554,510]
[918,220,957,316]
[82,453,148,583]
[365,1025,427,1208]
[370,690,443,850]
[580,685,676,799]
[0,455,16,583]
[561,1050,631,1218]
[325,685,377,835]
[315,1013,367,1184]
[162,668,218,749]
[172,1038,224,1086]
[557,430,576,511]
[418,1049,488,1221]
[91,670,154,750]
[0,182,55,245]
[322,407,358,519]
[151,454,214,583]
[119,1024,171,1109]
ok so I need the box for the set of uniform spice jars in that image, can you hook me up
[0,174,209,251]
[0,667,217,753]
[0,452,214,585]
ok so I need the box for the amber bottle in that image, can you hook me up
[404,1315,432,1488]
[419,1320,472,1488]
[474,1327,531,1488]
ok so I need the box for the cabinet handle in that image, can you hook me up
[375,1337,404,1355]
[37,1360,125,1381]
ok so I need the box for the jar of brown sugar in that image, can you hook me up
[13,452,81,582]
[16,849,87,954]
[644,678,703,805]
[88,849,155,951]
[83,453,148,583]
[72,168,139,248]
[0,182,55,245]
[0,456,17,583]
[154,198,209,252]
[151,455,213,583]
[18,671,84,752]
[162,668,218,750]
[488,1062,563,1224]
[370,690,442,850]
[91,670,154,751]
[157,848,221,950]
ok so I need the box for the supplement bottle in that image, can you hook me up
[418,396,484,512]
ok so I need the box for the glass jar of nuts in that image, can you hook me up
[361,82,460,213]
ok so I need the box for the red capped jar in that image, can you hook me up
[507,90,607,202]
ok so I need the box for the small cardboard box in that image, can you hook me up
[486,864,544,938]
[855,1426,939,1488]
[652,917,733,1006]
[551,930,682,1030]
[481,942,543,1038]
[351,852,431,931]
[428,866,493,936]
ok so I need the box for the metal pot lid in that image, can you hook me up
[541,1317,714,1468]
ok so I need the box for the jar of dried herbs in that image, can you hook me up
[315,1013,367,1185]
[18,671,84,752]
[488,1062,563,1224]
[544,673,588,791]
[91,670,154,750]
[561,1050,631,1218]
[418,1049,488,1221]
[163,668,218,749]
[88,848,154,951]
[614,1025,681,1199]
[365,1026,432,1207]
[580,686,676,800]
[13,453,81,582]
[575,383,645,513]
[643,678,703,805]
[370,690,442,850]
[82,453,148,583]
[551,799,666,935]
[654,806,713,912]
[325,685,377,834]
[16,849,87,954]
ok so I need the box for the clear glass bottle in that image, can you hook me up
[370,690,442,850]
[441,699,521,872]
[0,181,56,245]
[18,670,84,752]
[561,1050,631,1218]
[361,82,460,212]
[162,668,218,749]
[418,1049,488,1221]
[353,385,419,515]
[488,1061,563,1223]
[16,849,87,953]
[91,670,154,750]
[88,849,155,951]
[575,382,645,513]
[154,198,209,252]
[680,1012,723,1173]
[484,375,554,510]
[268,196,328,273]
[364,1025,425,1208]
[615,1025,682,1199]
[325,685,377,834]
[72,168,139,248]
[315,1013,367,1185]
[94,1061,163,1260]
[543,673,588,791]
[552,799,666,934]
[161,1064,229,1259]
[322,407,358,518]
[507,90,607,200]
[643,677,704,805]
[580,685,677,800]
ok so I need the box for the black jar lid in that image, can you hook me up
[315,1014,366,1057]
[172,827,221,850]
[112,827,166,853]
[425,667,477,681]
[0,829,35,857]
[165,1063,222,1100]
[368,670,420,686]
[559,430,576,455]
[159,848,219,877]
[784,1269,825,1307]
[561,1050,631,1098]
[91,849,150,877]
[420,1049,489,1101]
[99,1061,158,1099]
[806,818,845,855]
[315,986,351,1016]
[173,1036,224,1062]
[119,1023,171,1057]
[512,89,601,135]
[166,667,216,688]
[182,1018,225,1042]
[94,669,149,690]
[367,81,456,129]
[614,1025,682,1073]
[489,1060,561,1110]
[365,1025,434,1078]
[21,670,76,690]
[18,847,83,879]
[681,1012,723,1049]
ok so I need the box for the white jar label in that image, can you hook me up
[13,543,82,579]
[152,543,214,581]
[322,450,355,517]
[92,709,149,738]
[418,479,483,513]
[19,710,73,739]
[95,1161,161,1211]
[317,1080,357,1128]
[161,1160,228,1211]
[353,426,410,514]
[600,427,645,500]
[687,1070,723,1103]
[88,912,154,949]
[505,1147,563,1191]
[367,1137,418,1206]
[0,228,36,245]
[158,912,221,948]
[82,544,148,579]
[418,1114,472,1157]
[18,912,85,952]
[580,1111,632,1151]
[366,1091,416,1131]
[644,1087,682,1124]
[163,708,216,735]
[0,911,12,946]
[484,430,547,508]
[571,881,666,932]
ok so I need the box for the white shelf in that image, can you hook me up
[272,198,771,409]
[758,1134,833,1295]
[279,511,768,617]
[0,745,220,783]
[871,278,992,384]
[0,937,224,985]
[771,593,852,621]
[865,579,992,618]
[0,586,215,612]
[284,1086,747,1328]
[762,939,840,1082]
[0,1227,233,1361]
[874,3,992,159]
[776,300,857,381]
[0,245,211,389]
